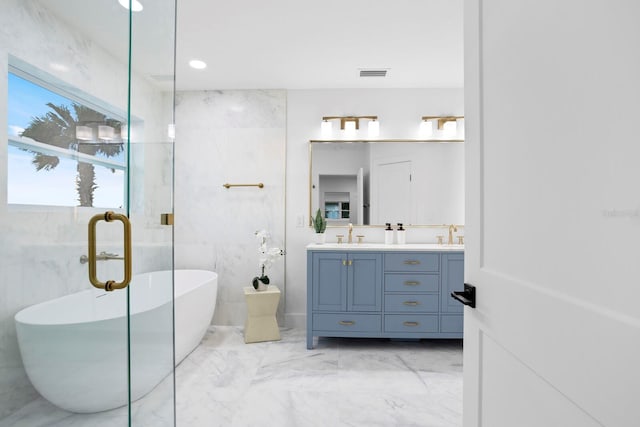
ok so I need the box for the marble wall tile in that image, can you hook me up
[174,90,286,326]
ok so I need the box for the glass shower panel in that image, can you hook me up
[0,0,176,425]
[1,0,132,424]
[128,0,176,424]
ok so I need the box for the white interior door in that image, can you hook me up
[374,160,412,224]
[463,1,640,426]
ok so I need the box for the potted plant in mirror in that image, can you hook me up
[312,209,327,244]
[252,230,284,291]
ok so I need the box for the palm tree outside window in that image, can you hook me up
[7,70,126,208]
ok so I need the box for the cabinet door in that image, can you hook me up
[312,252,347,311]
[441,253,464,313]
[348,253,382,312]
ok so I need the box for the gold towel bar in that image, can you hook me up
[223,183,264,189]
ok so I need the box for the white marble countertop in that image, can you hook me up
[306,243,464,252]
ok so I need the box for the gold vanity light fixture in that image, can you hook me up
[321,116,379,137]
[421,116,464,139]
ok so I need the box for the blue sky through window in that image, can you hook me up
[7,72,126,208]
[8,73,72,137]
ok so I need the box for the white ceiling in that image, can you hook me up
[42,0,463,91]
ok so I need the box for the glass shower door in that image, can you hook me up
[1,0,176,425]
[128,0,177,424]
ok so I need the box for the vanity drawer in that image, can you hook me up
[384,294,439,313]
[384,274,439,293]
[384,314,439,333]
[384,253,439,272]
[313,313,382,333]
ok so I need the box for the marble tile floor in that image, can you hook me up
[1,326,463,427]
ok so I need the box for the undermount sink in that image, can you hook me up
[322,243,380,248]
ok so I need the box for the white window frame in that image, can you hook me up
[7,58,129,210]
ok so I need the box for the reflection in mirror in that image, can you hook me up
[310,140,464,226]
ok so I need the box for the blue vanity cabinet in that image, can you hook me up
[440,253,465,333]
[307,251,383,349]
[307,247,464,349]
[311,251,347,311]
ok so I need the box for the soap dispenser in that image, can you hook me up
[396,223,406,244]
[384,223,393,245]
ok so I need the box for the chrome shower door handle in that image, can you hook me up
[88,211,132,291]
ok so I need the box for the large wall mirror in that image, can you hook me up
[309,140,464,227]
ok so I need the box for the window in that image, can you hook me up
[7,67,127,208]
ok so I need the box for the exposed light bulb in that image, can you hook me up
[442,120,457,138]
[420,120,434,137]
[344,120,357,135]
[456,118,465,139]
[321,120,332,137]
[368,120,380,137]
[168,124,176,140]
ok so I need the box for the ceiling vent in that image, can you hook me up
[359,69,388,78]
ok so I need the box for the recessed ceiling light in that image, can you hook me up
[189,60,207,70]
[118,0,143,12]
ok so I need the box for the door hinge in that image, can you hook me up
[161,213,174,226]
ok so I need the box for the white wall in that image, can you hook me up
[0,0,172,417]
[285,88,464,328]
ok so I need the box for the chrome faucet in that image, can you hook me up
[348,223,353,244]
[448,224,458,245]
[79,251,123,264]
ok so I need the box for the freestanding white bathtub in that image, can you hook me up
[14,269,217,413]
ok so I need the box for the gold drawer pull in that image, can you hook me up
[342,260,347,266]
[403,301,420,306]
[403,321,420,327]
[404,281,420,286]
[404,260,421,265]
[339,320,355,326]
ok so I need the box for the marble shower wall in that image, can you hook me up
[174,90,286,326]
[0,0,172,418]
